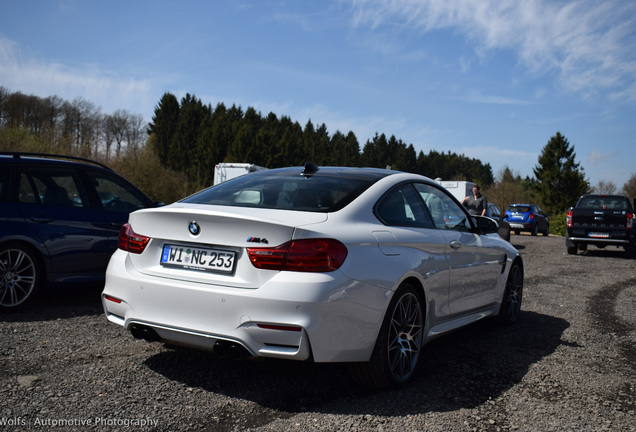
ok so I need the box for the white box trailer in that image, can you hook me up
[434,180,476,204]
[213,163,267,185]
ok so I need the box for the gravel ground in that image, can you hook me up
[1,234,635,432]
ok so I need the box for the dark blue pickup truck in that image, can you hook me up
[566,194,635,255]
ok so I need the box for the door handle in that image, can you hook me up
[449,240,461,250]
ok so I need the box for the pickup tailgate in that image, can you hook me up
[572,209,629,237]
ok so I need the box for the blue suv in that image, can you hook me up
[0,152,161,311]
[505,204,549,236]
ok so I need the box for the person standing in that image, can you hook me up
[462,185,488,216]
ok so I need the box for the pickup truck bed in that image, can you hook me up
[566,194,635,255]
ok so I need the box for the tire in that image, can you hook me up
[514,230,520,236]
[531,224,538,236]
[543,223,549,236]
[496,261,523,325]
[567,246,577,255]
[0,243,42,311]
[348,282,424,389]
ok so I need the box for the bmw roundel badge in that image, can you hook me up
[188,221,201,236]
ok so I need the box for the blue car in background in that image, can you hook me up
[0,152,161,311]
[505,204,549,236]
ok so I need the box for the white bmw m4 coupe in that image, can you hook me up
[102,164,523,388]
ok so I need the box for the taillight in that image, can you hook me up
[566,210,573,228]
[529,213,535,220]
[118,223,151,254]
[247,239,347,272]
[628,213,633,230]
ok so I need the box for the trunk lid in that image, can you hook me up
[124,204,328,287]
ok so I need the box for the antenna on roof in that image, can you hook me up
[301,162,319,178]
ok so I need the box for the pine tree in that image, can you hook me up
[148,93,179,166]
[533,132,589,214]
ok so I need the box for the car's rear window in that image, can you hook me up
[508,206,531,213]
[578,196,629,210]
[182,168,390,212]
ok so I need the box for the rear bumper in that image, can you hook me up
[566,236,632,246]
[102,250,389,363]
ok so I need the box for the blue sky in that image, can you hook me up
[1,0,635,188]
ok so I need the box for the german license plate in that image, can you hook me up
[510,223,524,229]
[588,232,609,238]
[161,244,236,273]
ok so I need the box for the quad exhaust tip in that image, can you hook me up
[213,341,249,359]
[129,324,249,359]
[129,324,160,342]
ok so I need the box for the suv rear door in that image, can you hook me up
[14,165,112,282]
[85,169,153,244]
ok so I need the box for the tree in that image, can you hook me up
[533,132,589,215]
[592,179,617,195]
[148,93,180,165]
[105,109,130,160]
[485,166,538,213]
[330,130,360,167]
[415,149,494,187]
[622,173,636,199]
[360,133,389,168]
[226,107,261,164]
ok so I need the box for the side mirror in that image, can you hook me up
[474,216,499,234]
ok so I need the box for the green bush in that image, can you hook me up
[549,210,568,236]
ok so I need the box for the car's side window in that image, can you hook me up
[19,168,88,207]
[490,205,501,218]
[376,185,434,228]
[18,172,38,203]
[413,183,471,232]
[87,171,146,212]
[0,168,9,202]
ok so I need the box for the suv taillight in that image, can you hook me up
[118,223,151,254]
[628,213,633,230]
[247,239,347,272]
[566,210,573,228]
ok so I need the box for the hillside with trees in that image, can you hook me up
[147,92,495,189]
[2,86,633,234]
[1,87,494,201]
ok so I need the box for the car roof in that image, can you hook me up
[0,152,113,171]
[245,164,397,181]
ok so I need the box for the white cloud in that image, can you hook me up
[459,89,535,105]
[347,0,636,102]
[587,149,620,166]
[0,36,155,119]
